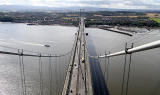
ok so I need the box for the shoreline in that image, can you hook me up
[89,25,134,36]
[0,21,76,27]
[88,25,160,36]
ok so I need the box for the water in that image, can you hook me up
[0,22,160,95]
[0,22,77,54]
[86,28,160,95]
[0,23,77,95]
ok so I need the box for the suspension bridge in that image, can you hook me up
[0,17,160,95]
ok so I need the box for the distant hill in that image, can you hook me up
[0,5,160,12]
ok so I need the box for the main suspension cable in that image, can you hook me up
[0,49,72,57]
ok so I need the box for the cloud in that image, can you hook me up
[0,0,160,9]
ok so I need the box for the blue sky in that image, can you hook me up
[0,0,160,9]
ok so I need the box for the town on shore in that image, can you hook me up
[0,11,160,34]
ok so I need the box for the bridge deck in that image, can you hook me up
[62,18,93,95]
[68,32,85,95]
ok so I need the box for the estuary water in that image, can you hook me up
[0,22,160,95]
[0,23,77,95]
[86,28,160,95]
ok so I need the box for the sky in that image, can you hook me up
[0,0,160,9]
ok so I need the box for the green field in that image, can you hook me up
[150,18,160,23]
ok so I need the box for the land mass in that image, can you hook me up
[0,11,160,28]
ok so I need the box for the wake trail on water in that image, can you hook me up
[0,38,45,47]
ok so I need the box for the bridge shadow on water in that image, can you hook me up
[87,35,109,95]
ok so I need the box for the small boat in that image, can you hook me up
[44,45,50,47]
